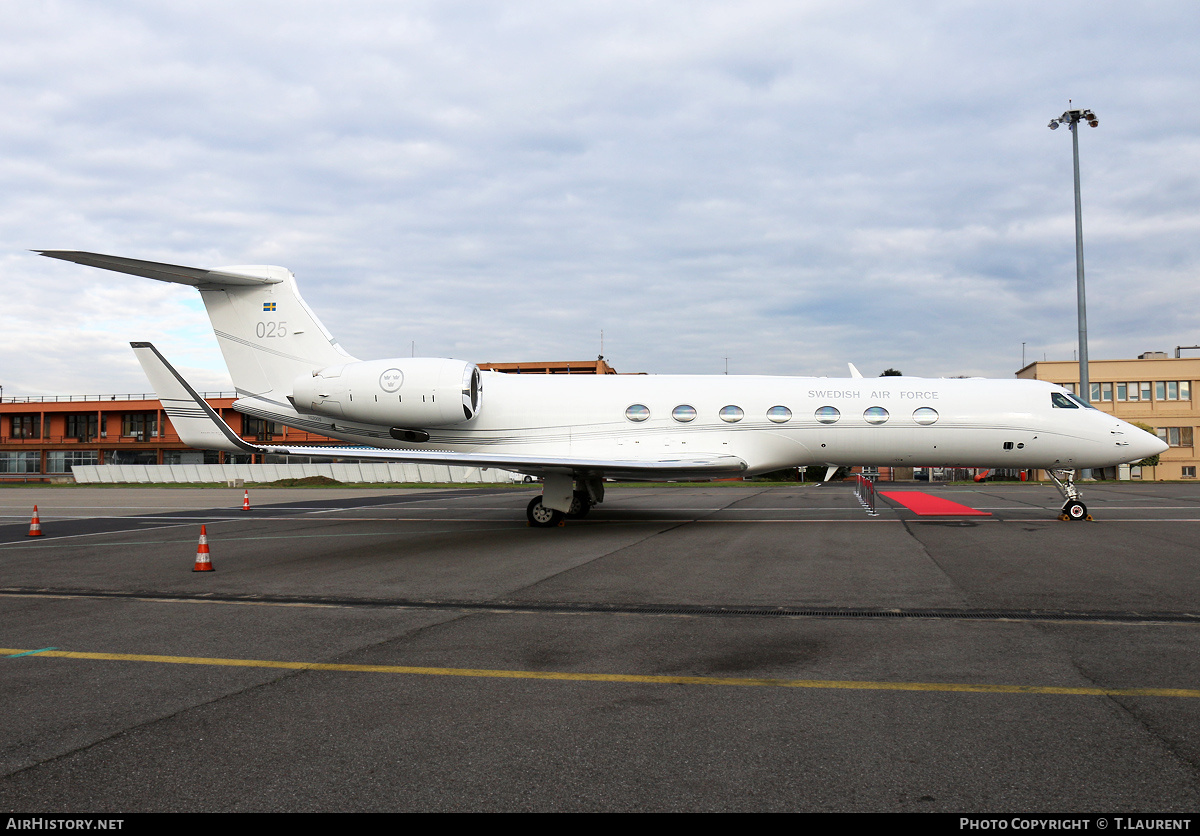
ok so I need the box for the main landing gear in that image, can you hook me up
[1048,469,1093,521]
[526,496,564,527]
[525,474,603,528]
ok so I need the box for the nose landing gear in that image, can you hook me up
[1049,469,1093,521]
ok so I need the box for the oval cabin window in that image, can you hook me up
[815,406,840,424]
[864,406,889,425]
[625,404,650,422]
[913,407,939,425]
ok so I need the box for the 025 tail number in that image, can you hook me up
[256,321,287,338]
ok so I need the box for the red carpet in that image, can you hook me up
[878,491,992,516]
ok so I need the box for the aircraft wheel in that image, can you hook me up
[566,490,591,518]
[1063,500,1088,521]
[527,496,564,527]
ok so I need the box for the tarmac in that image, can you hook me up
[1,481,1199,812]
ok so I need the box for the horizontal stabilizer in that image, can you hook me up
[37,250,287,287]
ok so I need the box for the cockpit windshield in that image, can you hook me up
[1051,391,1098,410]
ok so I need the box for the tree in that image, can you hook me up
[1131,422,1161,467]
[880,368,902,377]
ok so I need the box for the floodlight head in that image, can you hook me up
[1088,118,1099,128]
[1049,120,1060,130]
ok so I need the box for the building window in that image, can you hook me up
[1125,381,1153,402]
[1090,382,1113,402]
[10,415,40,439]
[106,449,159,465]
[1183,466,1196,478]
[1117,383,1127,401]
[1150,381,1190,401]
[122,413,158,439]
[242,416,278,439]
[65,414,99,441]
[47,451,99,473]
[1155,427,1194,448]
[0,451,40,473]
[163,450,205,465]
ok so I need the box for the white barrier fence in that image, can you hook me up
[71,463,525,485]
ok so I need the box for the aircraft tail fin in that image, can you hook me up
[39,250,356,398]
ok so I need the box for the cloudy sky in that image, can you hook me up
[3,1,1198,395]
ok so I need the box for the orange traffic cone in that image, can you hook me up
[193,524,215,572]
[242,490,250,511]
[27,506,43,537]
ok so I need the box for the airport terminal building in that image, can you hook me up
[1017,352,1198,481]
[0,392,331,479]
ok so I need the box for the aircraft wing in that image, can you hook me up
[131,342,748,480]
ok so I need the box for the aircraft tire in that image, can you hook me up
[566,490,591,518]
[1064,500,1088,521]
[527,496,564,527]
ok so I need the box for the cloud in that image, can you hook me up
[1,0,1198,398]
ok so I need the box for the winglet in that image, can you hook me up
[130,342,259,454]
[848,363,864,379]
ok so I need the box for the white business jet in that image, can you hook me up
[38,251,1166,525]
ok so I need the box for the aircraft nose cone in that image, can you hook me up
[1129,430,1169,461]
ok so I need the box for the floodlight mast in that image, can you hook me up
[1048,104,1098,407]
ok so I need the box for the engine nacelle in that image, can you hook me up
[292,358,482,427]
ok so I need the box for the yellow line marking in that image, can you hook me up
[3,648,1197,697]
